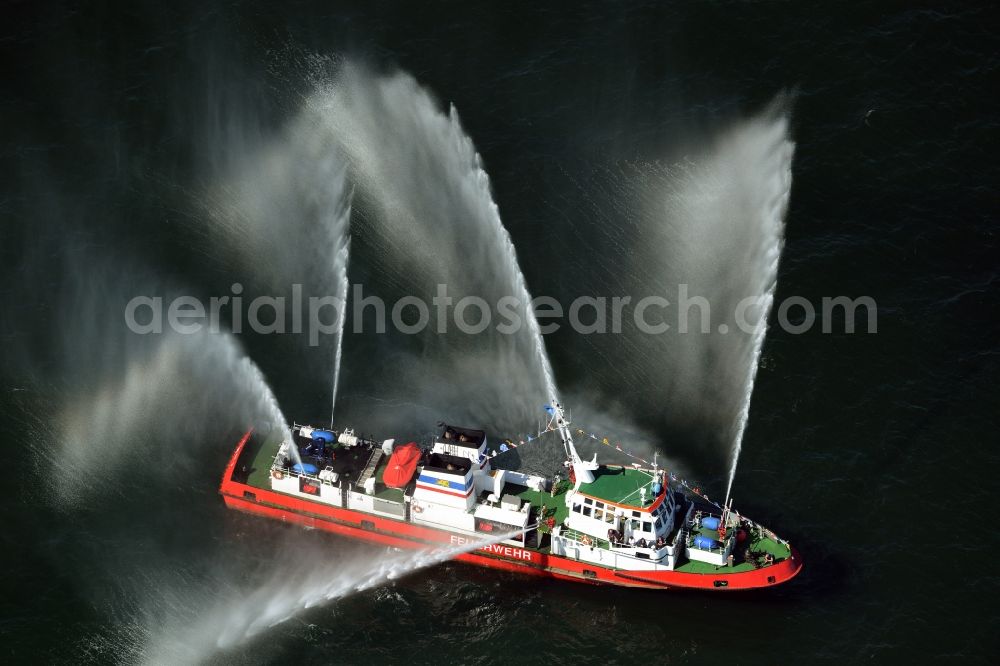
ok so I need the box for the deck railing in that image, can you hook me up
[560,527,610,550]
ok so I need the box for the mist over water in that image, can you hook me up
[140,530,526,664]
[199,103,353,297]
[197,96,354,415]
[0,245,293,509]
[669,109,792,500]
[551,103,794,485]
[60,330,288,497]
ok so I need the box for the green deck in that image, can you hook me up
[576,466,656,506]
[511,483,570,525]
[246,430,283,489]
[674,536,792,574]
[676,559,754,574]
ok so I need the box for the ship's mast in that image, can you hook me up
[549,402,598,485]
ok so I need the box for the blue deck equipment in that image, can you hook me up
[293,462,319,475]
[693,535,719,550]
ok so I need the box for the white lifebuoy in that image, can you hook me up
[413,505,424,514]
[272,469,284,480]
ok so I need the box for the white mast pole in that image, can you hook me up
[553,403,597,485]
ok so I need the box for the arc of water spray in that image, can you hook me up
[723,115,794,507]
[444,103,560,408]
[240,354,294,447]
[485,171,559,407]
[723,293,774,508]
[309,65,561,434]
[330,239,351,428]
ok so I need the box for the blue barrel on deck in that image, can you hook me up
[693,535,718,550]
[312,430,335,443]
[293,463,319,475]
[701,516,720,530]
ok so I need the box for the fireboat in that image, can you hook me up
[220,403,802,590]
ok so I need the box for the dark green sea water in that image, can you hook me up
[1,1,997,663]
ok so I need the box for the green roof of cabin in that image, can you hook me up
[576,466,656,507]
